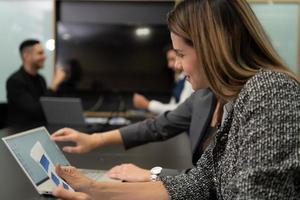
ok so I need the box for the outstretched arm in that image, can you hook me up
[51,128,123,153]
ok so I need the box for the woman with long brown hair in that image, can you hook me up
[52,0,300,199]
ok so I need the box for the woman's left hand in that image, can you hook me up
[107,163,151,182]
[55,164,94,192]
[53,186,92,200]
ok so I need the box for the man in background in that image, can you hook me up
[6,39,66,126]
[133,45,193,114]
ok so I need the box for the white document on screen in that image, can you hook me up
[30,141,74,192]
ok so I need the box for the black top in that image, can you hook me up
[6,67,52,126]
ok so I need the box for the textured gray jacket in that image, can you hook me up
[120,89,216,176]
[161,70,300,199]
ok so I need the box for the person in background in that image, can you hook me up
[133,45,194,115]
[57,58,82,95]
[6,39,66,126]
[52,0,299,199]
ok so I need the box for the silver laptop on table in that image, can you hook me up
[2,127,115,195]
[40,97,108,126]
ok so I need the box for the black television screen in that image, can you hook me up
[56,22,174,94]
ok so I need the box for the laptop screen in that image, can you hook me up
[40,97,85,125]
[3,127,70,185]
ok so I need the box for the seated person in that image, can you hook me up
[107,100,221,182]
[51,88,217,180]
[52,0,300,199]
[56,58,82,96]
[133,46,194,114]
[6,39,66,126]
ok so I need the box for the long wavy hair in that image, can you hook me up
[167,0,298,102]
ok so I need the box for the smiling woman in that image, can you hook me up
[171,32,208,91]
[167,0,298,103]
[52,0,300,199]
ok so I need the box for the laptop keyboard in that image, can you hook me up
[80,169,119,182]
[82,169,105,180]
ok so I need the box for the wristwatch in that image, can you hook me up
[150,166,162,182]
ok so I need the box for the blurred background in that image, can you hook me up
[0,0,299,104]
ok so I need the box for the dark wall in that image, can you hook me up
[56,1,175,94]
[59,1,174,25]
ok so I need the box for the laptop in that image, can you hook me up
[40,97,108,126]
[2,127,115,195]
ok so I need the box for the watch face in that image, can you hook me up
[151,166,162,175]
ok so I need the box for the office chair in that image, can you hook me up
[0,103,8,129]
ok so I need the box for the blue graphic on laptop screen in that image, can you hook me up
[63,182,70,189]
[40,155,49,172]
[40,153,70,190]
[51,172,60,186]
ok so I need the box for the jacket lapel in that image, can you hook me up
[190,92,216,153]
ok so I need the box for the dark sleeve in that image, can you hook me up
[160,168,188,177]
[6,78,45,119]
[119,91,196,149]
[40,76,56,97]
[45,89,56,97]
[232,73,300,198]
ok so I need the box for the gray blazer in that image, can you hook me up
[161,70,300,199]
[120,89,216,176]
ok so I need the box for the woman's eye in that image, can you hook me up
[177,53,184,58]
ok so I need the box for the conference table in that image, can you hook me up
[0,121,193,199]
